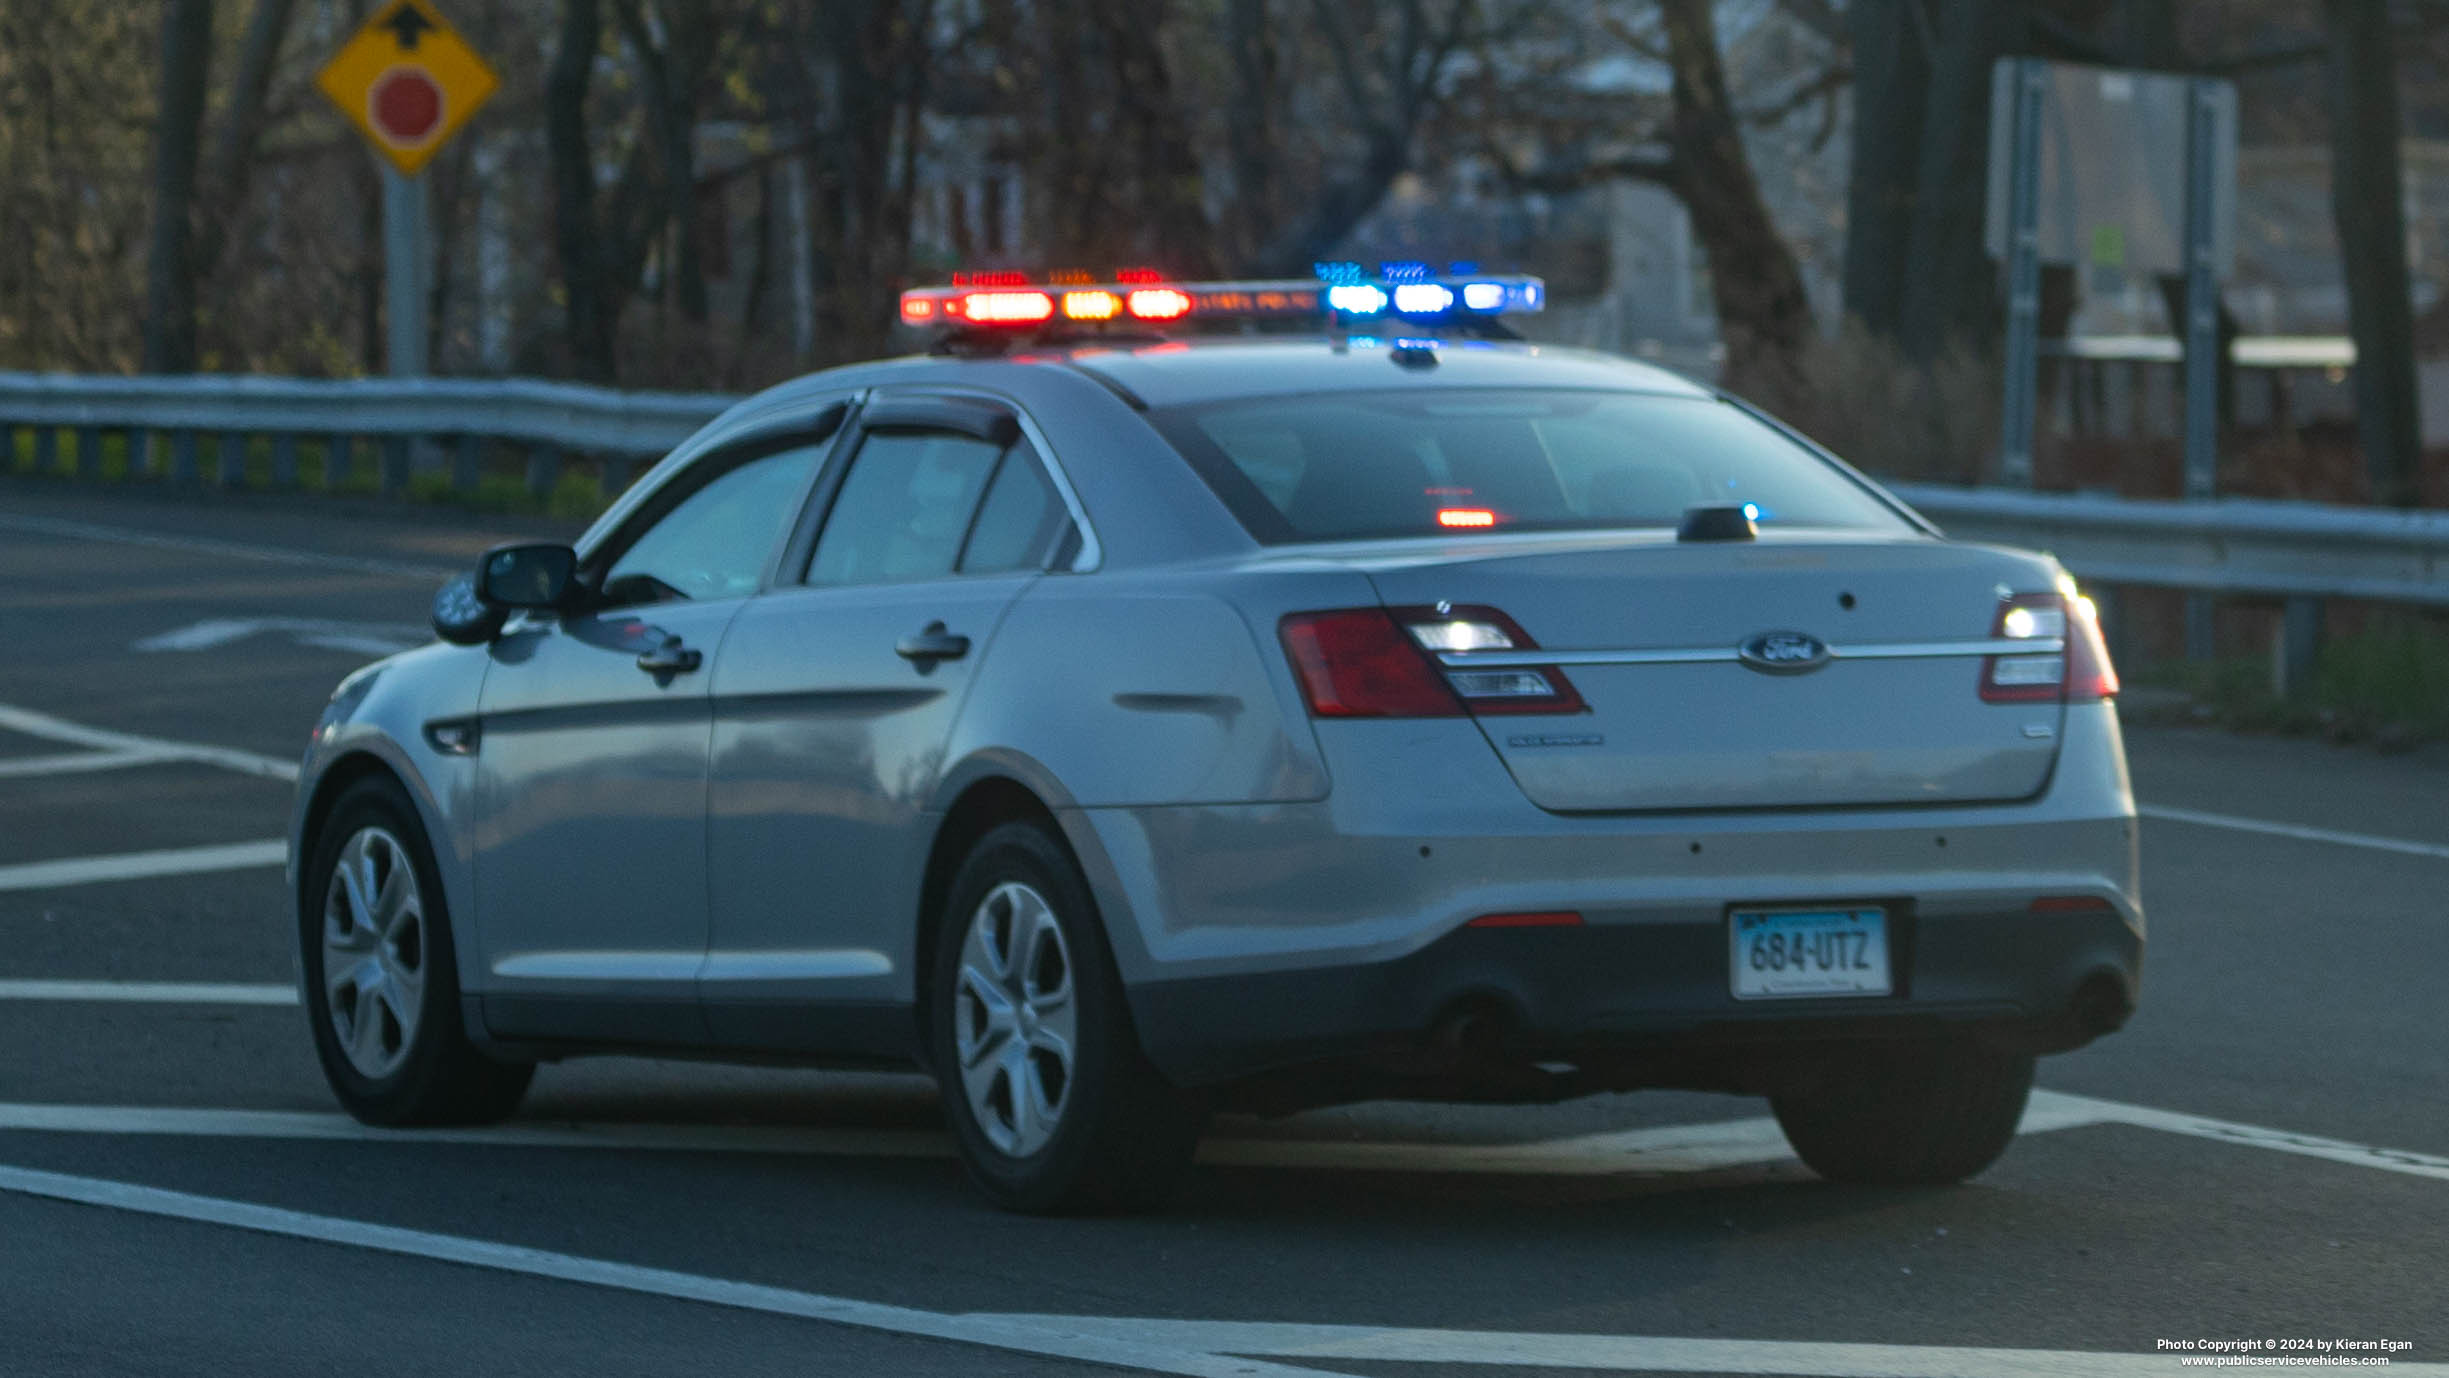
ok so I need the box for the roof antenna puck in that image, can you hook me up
[1677,504,1758,542]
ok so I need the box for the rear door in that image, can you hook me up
[701,394,1077,1052]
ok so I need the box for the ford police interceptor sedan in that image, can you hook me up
[291,269,2140,1212]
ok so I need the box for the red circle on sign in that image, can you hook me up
[369,66,444,144]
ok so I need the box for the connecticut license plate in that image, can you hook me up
[1728,907,1892,1000]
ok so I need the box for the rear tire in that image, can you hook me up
[929,821,1206,1213]
[301,776,532,1127]
[1770,1039,2033,1185]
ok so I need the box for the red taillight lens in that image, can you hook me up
[1280,609,1466,717]
[1980,591,2118,704]
[1281,606,1586,718]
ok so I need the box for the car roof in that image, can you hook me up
[741,335,1715,415]
[1047,336,1713,408]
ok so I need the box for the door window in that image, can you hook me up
[805,431,1005,586]
[598,441,829,606]
[958,442,1070,574]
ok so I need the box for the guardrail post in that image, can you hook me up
[452,433,483,495]
[600,453,634,499]
[168,430,199,485]
[325,434,354,489]
[76,427,104,479]
[379,435,412,496]
[2184,594,2216,661]
[270,433,300,489]
[216,430,248,487]
[526,442,561,502]
[31,425,58,475]
[2278,596,2324,700]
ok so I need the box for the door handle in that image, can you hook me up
[895,621,971,664]
[635,635,703,675]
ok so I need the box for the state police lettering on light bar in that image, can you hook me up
[897,261,1545,330]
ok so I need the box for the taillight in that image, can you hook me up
[1280,610,1465,717]
[1980,591,2118,704]
[1280,605,1585,718]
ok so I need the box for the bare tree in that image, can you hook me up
[141,0,214,374]
[2323,0,2423,506]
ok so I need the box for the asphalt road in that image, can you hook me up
[1,474,2443,1377]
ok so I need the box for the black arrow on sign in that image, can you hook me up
[380,2,435,49]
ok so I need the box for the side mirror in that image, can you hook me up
[431,573,506,646]
[475,543,579,611]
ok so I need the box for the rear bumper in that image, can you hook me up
[1132,903,2141,1088]
[1067,702,2142,1092]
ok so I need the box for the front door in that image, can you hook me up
[473,425,839,1044]
[703,397,1079,1053]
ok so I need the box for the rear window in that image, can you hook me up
[1145,389,1908,543]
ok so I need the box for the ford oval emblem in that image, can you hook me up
[1737,630,1832,675]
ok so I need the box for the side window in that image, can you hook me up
[598,442,826,607]
[806,430,1003,586]
[959,442,1071,574]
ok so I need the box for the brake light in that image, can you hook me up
[1280,609,1465,717]
[1980,592,2118,703]
[1280,605,1586,719]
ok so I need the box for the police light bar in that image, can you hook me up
[899,264,1543,330]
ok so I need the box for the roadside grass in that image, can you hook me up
[2130,615,2449,748]
[5,427,614,522]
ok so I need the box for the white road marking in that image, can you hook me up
[133,617,422,657]
[0,981,296,1006]
[0,701,298,782]
[0,749,182,779]
[2038,1089,2449,1183]
[0,1162,1329,1378]
[0,511,458,581]
[0,840,287,893]
[2139,802,2449,862]
[0,1089,2437,1186]
[974,1316,2449,1377]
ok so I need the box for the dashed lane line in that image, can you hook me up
[0,1161,1329,1378]
[0,981,295,1005]
[0,702,298,783]
[0,511,459,582]
[2139,803,2449,862]
[0,1090,2440,1185]
[0,840,288,893]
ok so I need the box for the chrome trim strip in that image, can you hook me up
[1438,637,2063,669]
[698,949,894,982]
[492,952,700,981]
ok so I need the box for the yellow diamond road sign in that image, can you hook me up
[315,0,497,176]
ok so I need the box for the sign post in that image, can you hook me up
[315,0,498,387]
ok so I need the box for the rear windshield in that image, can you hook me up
[1145,389,1908,543]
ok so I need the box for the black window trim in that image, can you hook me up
[580,399,854,605]
[784,390,1086,588]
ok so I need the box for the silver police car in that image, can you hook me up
[291,271,2140,1212]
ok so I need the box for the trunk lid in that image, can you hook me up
[1351,531,2067,812]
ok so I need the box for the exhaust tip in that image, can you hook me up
[2069,970,2134,1038]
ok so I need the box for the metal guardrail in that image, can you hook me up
[1891,483,2449,607]
[0,372,731,500]
[3,373,2444,683]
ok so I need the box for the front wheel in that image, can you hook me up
[1770,1039,2034,1185]
[929,821,1205,1213]
[301,776,532,1126]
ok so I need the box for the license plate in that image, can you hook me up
[1729,907,1892,1000]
